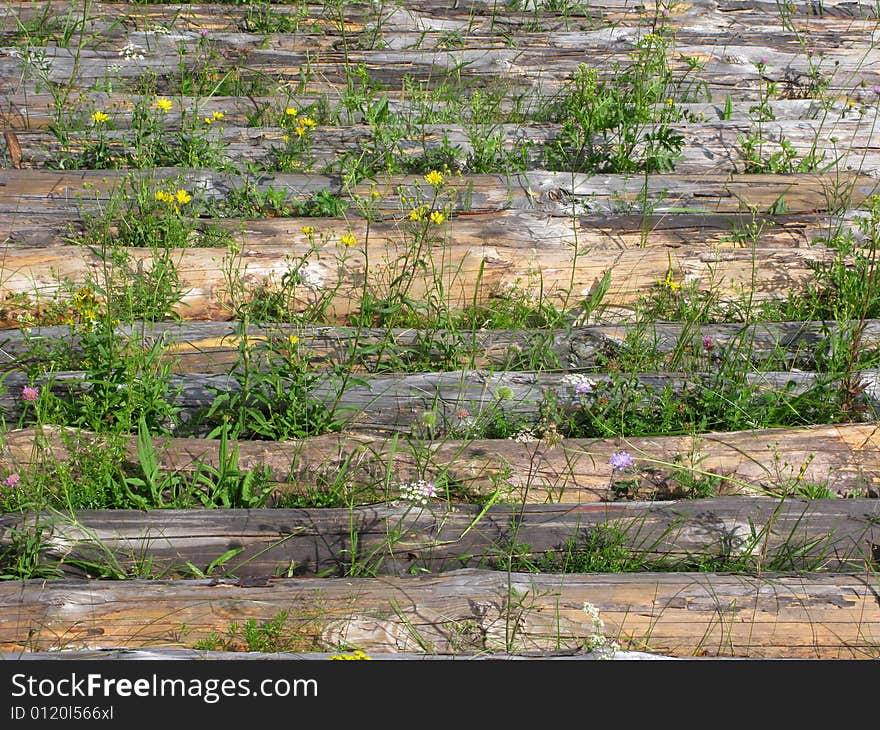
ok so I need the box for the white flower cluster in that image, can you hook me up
[562,373,596,395]
[118,42,146,61]
[509,429,537,443]
[583,602,620,655]
[399,479,437,506]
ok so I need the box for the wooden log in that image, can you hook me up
[1,498,877,579]
[0,647,672,659]
[0,237,858,325]
[0,169,872,217]
[3,422,879,500]
[0,91,858,132]
[1,319,876,374]
[1,367,875,435]
[1,570,878,657]
[4,34,880,101]
[0,207,850,250]
[8,118,880,176]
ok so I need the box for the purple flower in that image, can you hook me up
[702,335,715,351]
[2,473,20,488]
[21,385,39,402]
[873,86,880,96]
[575,381,593,395]
[198,28,210,38]
[609,451,635,471]
[758,57,767,65]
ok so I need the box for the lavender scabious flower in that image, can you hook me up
[21,385,39,402]
[2,473,20,488]
[609,451,635,471]
[702,335,715,351]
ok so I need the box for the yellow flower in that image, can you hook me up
[424,170,443,187]
[429,210,446,225]
[212,111,225,120]
[285,107,298,117]
[300,116,317,128]
[659,271,681,292]
[409,206,427,222]
[175,189,192,205]
[281,134,289,142]
[91,111,109,124]
[295,126,306,137]
[300,226,315,235]
[339,232,356,247]
[203,116,214,125]
[288,335,299,345]
[153,97,173,112]
[155,190,174,204]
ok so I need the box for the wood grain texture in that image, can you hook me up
[7,118,880,175]
[2,570,879,657]
[1,367,875,434]
[4,422,879,500]
[0,240,854,324]
[1,498,877,578]
[3,319,873,373]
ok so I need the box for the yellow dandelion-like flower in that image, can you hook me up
[91,111,109,124]
[284,107,299,117]
[300,226,315,235]
[154,190,174,204]
[175,189,192,205]
[281,134,289,142]
[429,210,446,225]
[295,126,306,137]
[203,116,214,125]
[153,97,173,113]
[409,206,427,222]
[424,170,443,187]
[339,232,356,247]
[288,335,299,345]
[212,111,225,120]
[300,116,317,128]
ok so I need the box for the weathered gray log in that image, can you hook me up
[4,33,880,99]
[1,498,877,579]
[2,570,879,657]
[3,319,873,373]
[0,168,872,217]
[1,368,875,435]
[3,423,879,500]
[8,118,880,176]
[0,92,858,131]
[3,208,840,249]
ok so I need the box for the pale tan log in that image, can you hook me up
[0,243,852,323]
[1,571,879,657]
[0,648,669,659]
[3,423,879,500]
[1,498,876,579]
